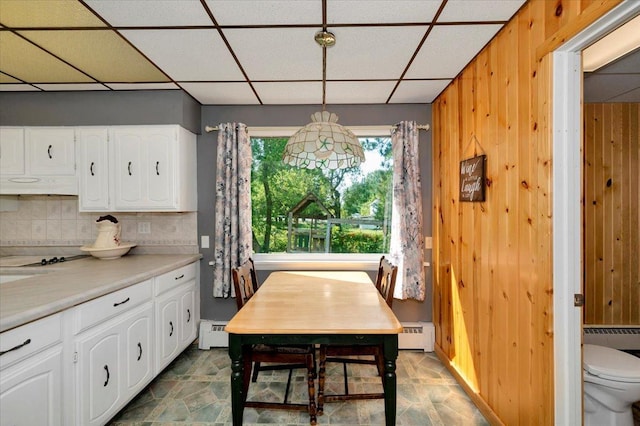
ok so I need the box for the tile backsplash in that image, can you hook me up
[0,195,197,251]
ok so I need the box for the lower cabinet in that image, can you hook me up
[0,261,198,426]
[155,276,196,373]
[0,347,63,426]
[0,314,63,426]
[74,303,153,426]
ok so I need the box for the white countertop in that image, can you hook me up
[0,254,202,333]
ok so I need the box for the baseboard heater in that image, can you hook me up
[583,326,640,350]
[199,320,435,352]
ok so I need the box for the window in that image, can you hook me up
[250,136,392,257]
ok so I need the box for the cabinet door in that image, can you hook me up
[124,308,153,394]
[26,128,75,175]
[0,127,25,175]
[146,130,175,207]
[0,347,63,426]
[155,292,179,373]
[77,330,121,426]
[179,281,196,347]
[112,129,145,207]
[77,127,110,211]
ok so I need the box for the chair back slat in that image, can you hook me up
[375,256,398,308]
[232,258,258,311]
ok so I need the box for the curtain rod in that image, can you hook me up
[204,124,430,134]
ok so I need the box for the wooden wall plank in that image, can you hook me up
[584,103,640,325]
[431,1,625,423]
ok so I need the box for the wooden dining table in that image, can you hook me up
[225,270,403,425]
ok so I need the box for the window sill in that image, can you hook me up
[253,253,383,271]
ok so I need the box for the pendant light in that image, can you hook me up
[282,30,365,170]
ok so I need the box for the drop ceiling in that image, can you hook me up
[0,0,527,105]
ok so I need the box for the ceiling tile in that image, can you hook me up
[327,26,427,79]
[0,73,21,83]
[119,29,244,81]
[327,0,441,24]
[0,84,40,91]
[0,32,94,83]
[205,0,321,25]
[390,79,451,103]
[326,81,397,104]
[34,83,109,91]
[84,0,212,27]
[438,0,526,22]
[0,0,106,28]
[107,83,180,90]
[405,24,502,78]
[20,30,169,83]
[180,82,259,105]
[254,82,322,104]
[224,28,321,80]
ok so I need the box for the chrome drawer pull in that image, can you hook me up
[0,338,31,356]
[175,274,184,280]
[113,297,130,307]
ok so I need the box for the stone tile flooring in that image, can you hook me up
[108,344,488,425]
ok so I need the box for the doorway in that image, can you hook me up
[552,1,640,424]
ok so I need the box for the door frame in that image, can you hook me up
[552,1,640,424]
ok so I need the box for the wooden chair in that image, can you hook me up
[316,255,398,414]
[232,259,318,425]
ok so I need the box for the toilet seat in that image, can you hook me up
[583,344,640,383]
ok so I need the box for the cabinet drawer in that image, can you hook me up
[74,279,152,334]
[155,263,196,296]
[0,313,61,370]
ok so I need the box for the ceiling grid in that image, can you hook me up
[0,0,529,104]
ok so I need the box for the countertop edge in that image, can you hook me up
[0,254,202,333]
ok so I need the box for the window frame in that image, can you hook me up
[249,126,393,270]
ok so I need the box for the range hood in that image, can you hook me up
[0,176,78,195]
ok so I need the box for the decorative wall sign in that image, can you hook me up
[459,155,486,202]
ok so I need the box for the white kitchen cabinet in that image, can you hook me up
[0,126,77,195]
[26,127,76,175]
[0,127,25,175]
[77,127,110,211]
[0,314,63,426]
[154,262,197,373]
[74,297,154,426]
[111,125,197,212]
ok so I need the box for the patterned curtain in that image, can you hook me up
[389,121,425,300]
[213,123,252,298]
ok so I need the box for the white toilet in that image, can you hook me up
[583,344,640,426]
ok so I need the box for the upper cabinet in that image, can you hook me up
[0,127,78,195]
[77,125,197,212]
[0,127,25,175]
[26,128,76,175]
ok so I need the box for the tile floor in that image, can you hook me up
[108,344,488,425]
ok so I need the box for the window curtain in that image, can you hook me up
[389,121,425,301]
[213,123,252,298]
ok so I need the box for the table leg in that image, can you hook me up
[229,334,244,426]
[382,335,399,426]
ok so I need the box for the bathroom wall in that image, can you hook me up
[584,103,640,325]
[0,195,197,254]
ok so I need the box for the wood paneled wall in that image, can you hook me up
[584,103,640,325]
[431,0,622,424]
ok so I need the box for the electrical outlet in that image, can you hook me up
[201,235,210,249]
[138,222,151,234]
